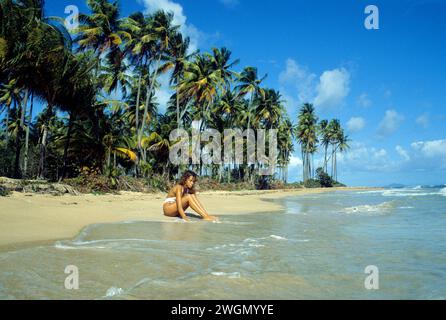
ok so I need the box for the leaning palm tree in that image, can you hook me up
[158,32,197,128]
[333,128,350,182]
[327,119,341,179]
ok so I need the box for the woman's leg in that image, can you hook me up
[164,195,215,220]
[183,194,210,218]
[190,194,210,216]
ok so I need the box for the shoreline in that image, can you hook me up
[0,187,382,249]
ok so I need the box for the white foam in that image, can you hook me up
[439,188,446,196]
[211,272,241,279]
[382,190,435,197]
[269,235,287,240]
[355,190,385,194]
[54,243,106,250]
[105,287,125,297]
[344,202,394,214]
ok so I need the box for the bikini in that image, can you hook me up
[163,187,189,204]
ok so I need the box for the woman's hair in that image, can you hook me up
[178,170,198,193]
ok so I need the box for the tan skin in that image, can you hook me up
[163,176,218,222]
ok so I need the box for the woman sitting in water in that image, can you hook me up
[163,170,218,222]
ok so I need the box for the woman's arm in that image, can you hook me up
[176,186,189,221]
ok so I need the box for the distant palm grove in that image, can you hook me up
[0,0,349,190]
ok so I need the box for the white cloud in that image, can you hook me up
[313,68,350,109]
[337,142,397,172]
[347,117,365,133]
[289,156,303,168]
[377,109,404,137]
[373,149,387,158]
[396,145,410,161]
[411,140,446,158]
[358,93,372,108]
[416,113,429,128]
[279,59,350,112]
[140,0,201,52]
[279,59,316,104]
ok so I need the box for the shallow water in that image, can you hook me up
[1,187,445,300]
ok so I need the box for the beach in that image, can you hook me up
[1,186,445,299]
[0,187,377,248]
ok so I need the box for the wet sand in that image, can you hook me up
[0,187,379,247]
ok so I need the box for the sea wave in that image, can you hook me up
[343,201,395,215]
[105,287,125,298]
[55,238,161,250]
[382,189,442,197]
[211,272,241,279]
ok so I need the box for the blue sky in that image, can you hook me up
[42,0,446,186]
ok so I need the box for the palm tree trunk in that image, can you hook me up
[5,103,10,146]
[14,124,23,179]
[247,93,254,183]
[334,150,338,182]
[324,144,328,173]
[14,89,28,178]
[60,112,75,181]
[135,71,142,132]
[138,54,162,154]
[107,147,111,168]
[38,104,52,180]
[23,93,33,177]
[176,75,180,129]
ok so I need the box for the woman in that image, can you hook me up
[163,171,218,222]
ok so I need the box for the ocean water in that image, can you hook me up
[0,187,445,300]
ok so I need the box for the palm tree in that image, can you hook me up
[0,78,22,146]
[121,11,155,134]
[158,32,197,128]
[277,117,295,183]
[254,89,285,129]
[234,67,267,181]
[318,119,330,173]
[327,119,341,179]
[335,131,350,182]
[137,10,179,154]
[179,53,223,132]
[235,67,266,131]
[296,103,318,182]
[74,0,123,60]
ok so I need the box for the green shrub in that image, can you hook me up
[0,186,11,197]
[304,179,322,188]
[316,167,333,187]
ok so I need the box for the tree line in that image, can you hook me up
[0,0,349,188]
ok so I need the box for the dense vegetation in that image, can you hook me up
[0,0,349,193]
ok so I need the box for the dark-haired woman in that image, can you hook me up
[163,171,218,222]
